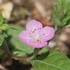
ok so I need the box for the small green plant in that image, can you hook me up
[52,0,70,28]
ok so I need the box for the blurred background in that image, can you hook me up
[0,0,57,26]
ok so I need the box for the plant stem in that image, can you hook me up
[30,48,40,60]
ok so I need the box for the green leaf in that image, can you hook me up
[2,24,9,30]
[52,0,70,27]
[0,12,9,46]
[0,35,4,46]
[0,12,4,25]
[38,47,48,55]
[32,50,70,70]
[0,12,9,31]
[7,24,34,56]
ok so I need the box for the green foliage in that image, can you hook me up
[32,50,70,70]
[0,12,9,46]
[38,47,48,55]
[7,25,34,56]
[0,35,4,46]
[52,0,70,27]
[0,12,4,25]
[0,12,9,31]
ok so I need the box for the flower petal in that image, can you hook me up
[19,30,32,45]
[40,26,55,41]
[30,41,48,48]
[26,20,43,32]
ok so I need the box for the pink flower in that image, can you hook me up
[19,20,55,48]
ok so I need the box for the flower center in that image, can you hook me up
[33,35,41,42]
